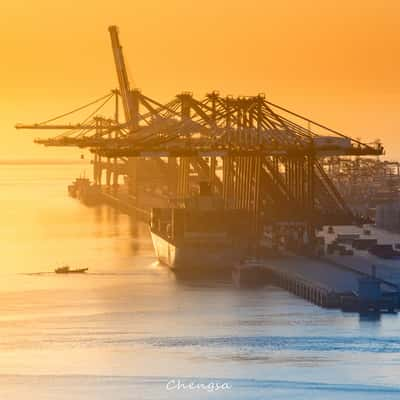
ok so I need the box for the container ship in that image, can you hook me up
[150,183,251,275]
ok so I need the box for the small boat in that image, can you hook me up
[55,266,88,274]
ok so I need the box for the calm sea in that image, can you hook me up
[0,163,400,399]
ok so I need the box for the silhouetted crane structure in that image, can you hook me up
[16,26,384,237]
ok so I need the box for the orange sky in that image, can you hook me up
[2,0,400,159]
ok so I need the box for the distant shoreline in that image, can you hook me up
[0,159,90,165]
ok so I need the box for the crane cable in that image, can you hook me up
[264,99,365,145]
[75,94,116,137]
[53,94,115,139]
[38,92,114,125]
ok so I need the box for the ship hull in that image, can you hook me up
[151,231,246,275]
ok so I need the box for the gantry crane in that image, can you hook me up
[15,26,385,236]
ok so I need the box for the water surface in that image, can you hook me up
[1,164,400,399]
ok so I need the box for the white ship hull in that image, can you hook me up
[151,231,246,274]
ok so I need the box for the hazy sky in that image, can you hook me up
[2,0,400,159]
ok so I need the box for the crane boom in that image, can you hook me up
[108,25,138,131]
[15,123,95,130]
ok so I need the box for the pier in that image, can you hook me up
[258,255,399,312]
[234,224,400,312]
